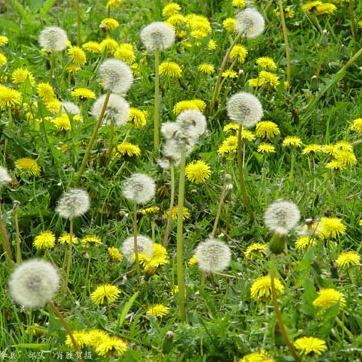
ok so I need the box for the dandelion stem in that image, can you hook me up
[270,254,301,362]
[105,120,115,166]
[278,0,291,86]
[210,31,243,116]
[154,50,161,149]
[63,218,74,294]
[211,176,230,237]
[75,90,111,186]
[49,51,55,82]
[48,300,83,362]
[237,126,254,222]
[75,0,81,47]
[133,202,141,282]
[13,202,22,264]
[349,0,358,43]
[0,198,13,266]
[163,161,175,248]
[176,144,187,322]
[335,315,353,339]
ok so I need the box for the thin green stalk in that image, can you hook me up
[49,51,55,82]
[211,175,230,237]
[13,202,21,264]
[278,0,291,86]
[133,202,141,282]
[48,300,83,362]
[176,144,187,322]
[75,90,111,186]
[237,126,254,222]
[0,198,13,267]
[210,31,243,116]
[163,162,175,247]
[75,0,81,47]
[270,254,301,362]
[63,218,74,294]
[154,50,160,149]
[105,120,115,166]
[336,315,353,339]
[349,0,358,43]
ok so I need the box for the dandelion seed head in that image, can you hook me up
[176,109,207,138]
[9,259,60,308]
[121,235,154,262]
[56,188,90,219]
[140,22,175,51]
[235,8,265,38]
[38,26,68,52]
[0,166,11,186]
[62,101,80,116]
[122,173,156,204]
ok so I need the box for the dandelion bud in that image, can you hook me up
[56,188,90,219]
[268,231,288,255]
[122,173,156,204]
[140,22,176,51]
[121,235,154,262]
[235,8,265,38]
[38,26,68,52]
[227,92,263,128]
[195,237,231,273]
[98,58,133,95]
[9,259,60,308]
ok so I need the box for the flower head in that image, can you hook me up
[162,3,181,17]
[100,18,119,31]
[223,18,236,32]
[293,337,327,356]
[282,136,302,148]
[114,43,136,64]
[350,118,362,133]
[15,158,41,177]
[0,166,11,186]
[336,251,360,268]
[227,92,263,128]
[139,243,169,274]
[33,231,56,250]
[91,284,121,305]
[95,336,127,357]
[295,236,317,250]
[159,61,182,78]
[257,143,276,154]
[239,349,275,362]
[317,217,346,239]
[250,275,284,302]
[82,41,102,54]
[128,107,148,128]
[255,121,280,139]
[58,232,79,245]
[173,99,206,115]
[140,22,175,51]
[244,243,267,259]
[0,85,22,109]
[230,44,248,64]
[67,46,86,65]
[116,142,141,157]
[197,63,215,75]
[55,188,90,219]
[185,160,211,183]
[122,173,156,204]
[37,83,55,102]
[81,234,102,247]
[53,113,71,131]
[146,304,170,317]
[264,199,300,235]
[108,247,123,262]
[12,68,35,86]
[195,237,231,273]
[121,235,154,262]
[91,93,130,127]
[235,8,265,38]
[38,26,68,52]
[256,57,277,70]
[98,58,133,94]
[313,288,346,309]
[9,259,60,308]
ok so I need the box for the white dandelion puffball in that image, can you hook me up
[227,92,263,128]
[62,101,80,115]
[264,199,301,234]
[195,238,231,273]
[176,109,207,139]
[140,22,176,51]
[91,93,130,127]
[121,235,154,262]
[0,166,11,186]
[56,188,90,219]
[98,58,133,95]
[9,259,60,309]
[235,8,265,38]
[122,173,156,204]
[38,26,68,52]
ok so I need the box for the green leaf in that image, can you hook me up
[12,343,50,349]
[116,292,139,329]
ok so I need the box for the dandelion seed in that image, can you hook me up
[33,231,56,250]
[227,92,263,128]
[140,22,175,51]
[55,188,90,219]
[195,237,231,273]
[38,26,68,52]
[9,259,60,308]
[313,288,346,309]
[15,158,41,177]
[336,251,360,268]
[0,166,11,186]
[293,336,327,356]
[91,284,121,305]
[98,58,133,94]
[122,173,156,204]
[185,160,211,183]
[176,109,207,139]
[146,304,170,317]
[121,235,154,262]
[250,275,284,302]
[235,8,265,38]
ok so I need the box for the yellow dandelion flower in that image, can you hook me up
[186,14,211,37]
[197,63,215,75]
[325,160,346,170]
[115,142,141,157]
[257,143,276,154]
[250,275,284,302]
[302,144,322,155]
[12,68,36,86]
[140,206,160,215]
[128,107,148,128]
[256,57,277,70]
[162,3,181,17]
[15,158,41,177]
[45,98,62,113]
[185,160,211,184]
[108,247,123,262]
[318,217,346,239]
[218,135,238,157]
[100,18,119,31]
[37,83,55,102]
[159,61,182,78]
[244,243,267,259]
[230,44,248,64]
[207,39,217,50]
[255,121,280,139]
[146,304,170,317]
[293,337,327,356]
[321,144,338,156]
[33,230,56,250]
[0,53,7,66]
[223,122,239,133]
[165,14,186,27]
[67,46,86,66]
[114,43,136,64]
[0,35,9,46]
[65,331,90,348]
[248,78,264,87]
[313,288,346,309]
[222,70,238,78]
[71,87,96,100]
[87,329,109,347]
[58,232,79,245]
[81,234,102,247]
[139,243,169,274]
[53,113,71,131]
[242,129,256,141]
[350,118,362,133]
[0,85,22,108]
[188,254,197,265]
[95,336,127,357]
[106,0,123,10]
[258,71,280,88]
[295,236,317,250]
[164,206,191,221]
[91,284,121,305]
[335,141,353,151]
[232,0,246,9]
[82,41,102,54]
[315,3,337,15]
[302,1,323,12]
[100,38,118,54]
[336,251,360,268]
[284,7,295,18]
[239,349,275,362]
[334,150,357,166]
[173,99,206,114]
[223,18,236,32]
[282,136,302,148]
